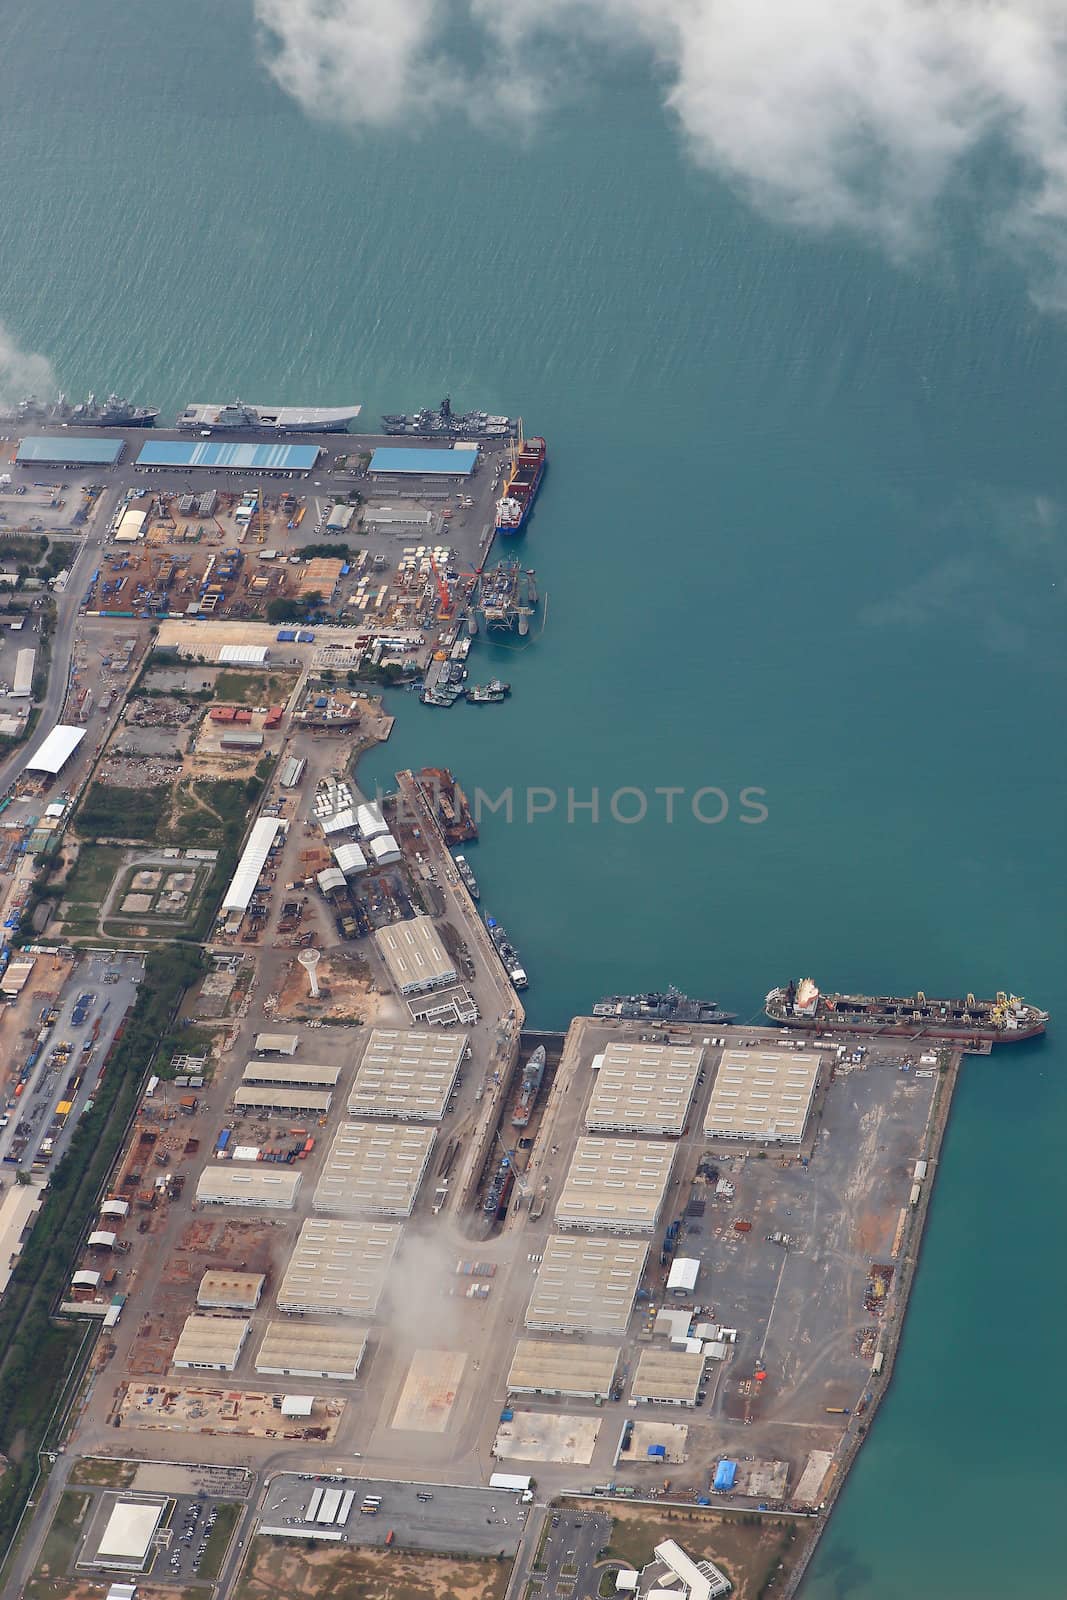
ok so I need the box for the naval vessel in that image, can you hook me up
[510,1045,546,1128]
[177,400,361,434]
[766,977,1048,1043]
[592,987,737,1024]
[0,393,159,427]
[382,396,517,438]
[485,914,528,991]
[453,854,480,900]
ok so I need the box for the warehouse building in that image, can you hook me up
[195,1167,301,1209]
[17,435,124,467]
[233,1084,332,1116]
[368,446,478,477]
[585,1041,703,1136]
[276,1218,402,1318]
[333,841,367,876]
[11,647,35,698]
[79,1497,167,1572]
[555,1136,675,1233]
[374,916,457,995]
[631,1347,706,1406]
[241,1060,340,1091]
[348,1028,465,1122]
[254,1032,299,1055]
[25,723,85,776]
[172,1313,250,1371]
[506,1340,621,1401]
[135,439,321,474]
[314,1122,436,1216]
[703,1049,821,1143]
[196,1270,265,1311]
[524,1234,648,1335]
[221,817,286,914]
[255,1321,368,1381]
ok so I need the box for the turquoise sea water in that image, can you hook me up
[2,3,1066,1593]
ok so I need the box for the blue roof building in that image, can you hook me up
[368,446,478,476]
[135,440,320,472]
[17,436,124,466]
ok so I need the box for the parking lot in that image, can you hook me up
[261,1474,530,1556]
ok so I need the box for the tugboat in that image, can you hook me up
[511,1045,546,1128]
[466,680,511,704]
[765,978,1048,1044]
[485,914,528,990]
[592,987,737,1024]
[453,854,480,900]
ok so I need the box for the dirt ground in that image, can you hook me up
[236,1537,511,1600]
[274,950,381,1022]
[118,1384,344,1440]
[592,1503,814,1600]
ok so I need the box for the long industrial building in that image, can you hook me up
[255,1321,368,1381]
[585,1041,703,1136]
[703,1049,821,1143]
[241,1060,340,1091]
[524,1234,648,1335]
[276,1218,402,1317]
[373,916,457,995]
[17,435,124,467]
[194,1167,301,1209]
[555,1136,675,1233]
[631,1347,707,1406]
[136,439,321,473]
[348,1028,465,1122]
[172,1313,250,1371]
[506,1340,621,1401]
[314,1122,436,1216]
[221,817,286,914]
[233,1085,332,1116]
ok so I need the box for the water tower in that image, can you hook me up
[297,948,322,999]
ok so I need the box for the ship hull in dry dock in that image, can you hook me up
[765,981,1048,1045]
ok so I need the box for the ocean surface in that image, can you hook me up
[2,2,1065,1593]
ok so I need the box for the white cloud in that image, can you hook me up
[0,325,56,410]
[253,0,1067,291]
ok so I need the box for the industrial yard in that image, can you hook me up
[0,419,965,1600]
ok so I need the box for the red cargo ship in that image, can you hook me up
[495,428,546,535]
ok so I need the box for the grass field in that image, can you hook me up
[191,1501,240,1581]
[212,670,299,705]
[596,1505,811,1600]
[66,1459,137,1489]
[235,1536,512,1600]
[25,1491,90,1596]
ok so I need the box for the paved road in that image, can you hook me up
[507,1507,612,1600]
[0,485,118,796]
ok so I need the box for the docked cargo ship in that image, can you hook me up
[496,431,546,535]
[177,400,361,433]
[382,396,517,438]
[593,987,737,1024]
[485,914,528,990]
[765,978,1048,1044]
[0,393,159,427]
[511,1045,546,1128]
